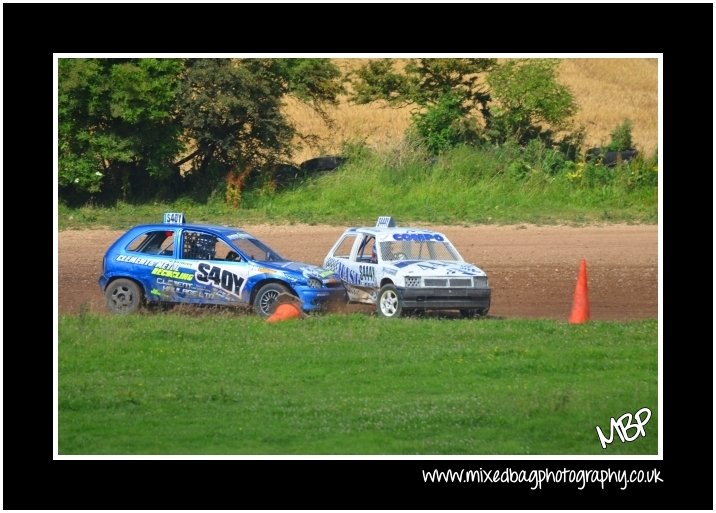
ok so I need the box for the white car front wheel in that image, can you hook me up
[377,284,403,318]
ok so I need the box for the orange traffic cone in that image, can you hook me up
[568,258,590,324]
[266,293,304,322]
[266,302,302,322]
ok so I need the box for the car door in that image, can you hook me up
[354,235,379,293]
[177,229,250,306]
[325,233,377,303]
[120,227,184,303]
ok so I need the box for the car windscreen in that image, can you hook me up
[232,237,287,262]
[378,240,460,261]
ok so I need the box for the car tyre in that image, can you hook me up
[377,284,403,318]
[105,278,143,314]
[254,283,291,318]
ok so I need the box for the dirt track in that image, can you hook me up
[58,224,657,321]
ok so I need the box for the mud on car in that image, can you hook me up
[99,213,346,318]
[323,217,491,318]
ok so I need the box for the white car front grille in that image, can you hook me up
[406,276,488,288]
[405,276,421,287]
[421,278,475,287]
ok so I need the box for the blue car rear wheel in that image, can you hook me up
[105,278,143,314]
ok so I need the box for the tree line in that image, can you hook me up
[59,58,580,205]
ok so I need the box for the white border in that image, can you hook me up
[53,59,60,457]
[54,54,662,461]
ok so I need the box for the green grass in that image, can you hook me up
[58,198,278,231]
[59,313,658,455]
[244,150,656,226]
[58,145,657,229]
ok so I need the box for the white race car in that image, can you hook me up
[323,217,491,318]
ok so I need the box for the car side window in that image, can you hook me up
[126,230,175,256]
[355,236,377,263]
[182,231,218,260]
[214,240,241,262]
[332,234,358,259]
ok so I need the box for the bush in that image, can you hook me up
[506,160,531,180]
[616,153,658,189]
[523,139,568,174]
[607,119,634,151]
[411,93,482,155]
[557,126,586,161]
[340,139,372,162]
[582,162,614,187]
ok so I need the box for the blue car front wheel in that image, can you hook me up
[253,282,291,318]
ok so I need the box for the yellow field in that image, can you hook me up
[285,58,658,163]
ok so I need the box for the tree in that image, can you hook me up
[58,58,343,204]
[58,58,184,201]
[352,58,496,112]
[411,92,470,154]
[177,59,294,176]
[176,58,342,204]
[352,59,496,152]
[350,58,577,152]
[275,58,344,121]
[486,59,577,144]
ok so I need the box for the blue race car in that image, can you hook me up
[99,213,347,317]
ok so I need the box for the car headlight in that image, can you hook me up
[473,276,488,288]
[307,277,322,289]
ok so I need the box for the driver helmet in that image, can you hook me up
[371,244,377,262]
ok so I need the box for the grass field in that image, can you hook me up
[58,313,658,455]
[286,58,658,163]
